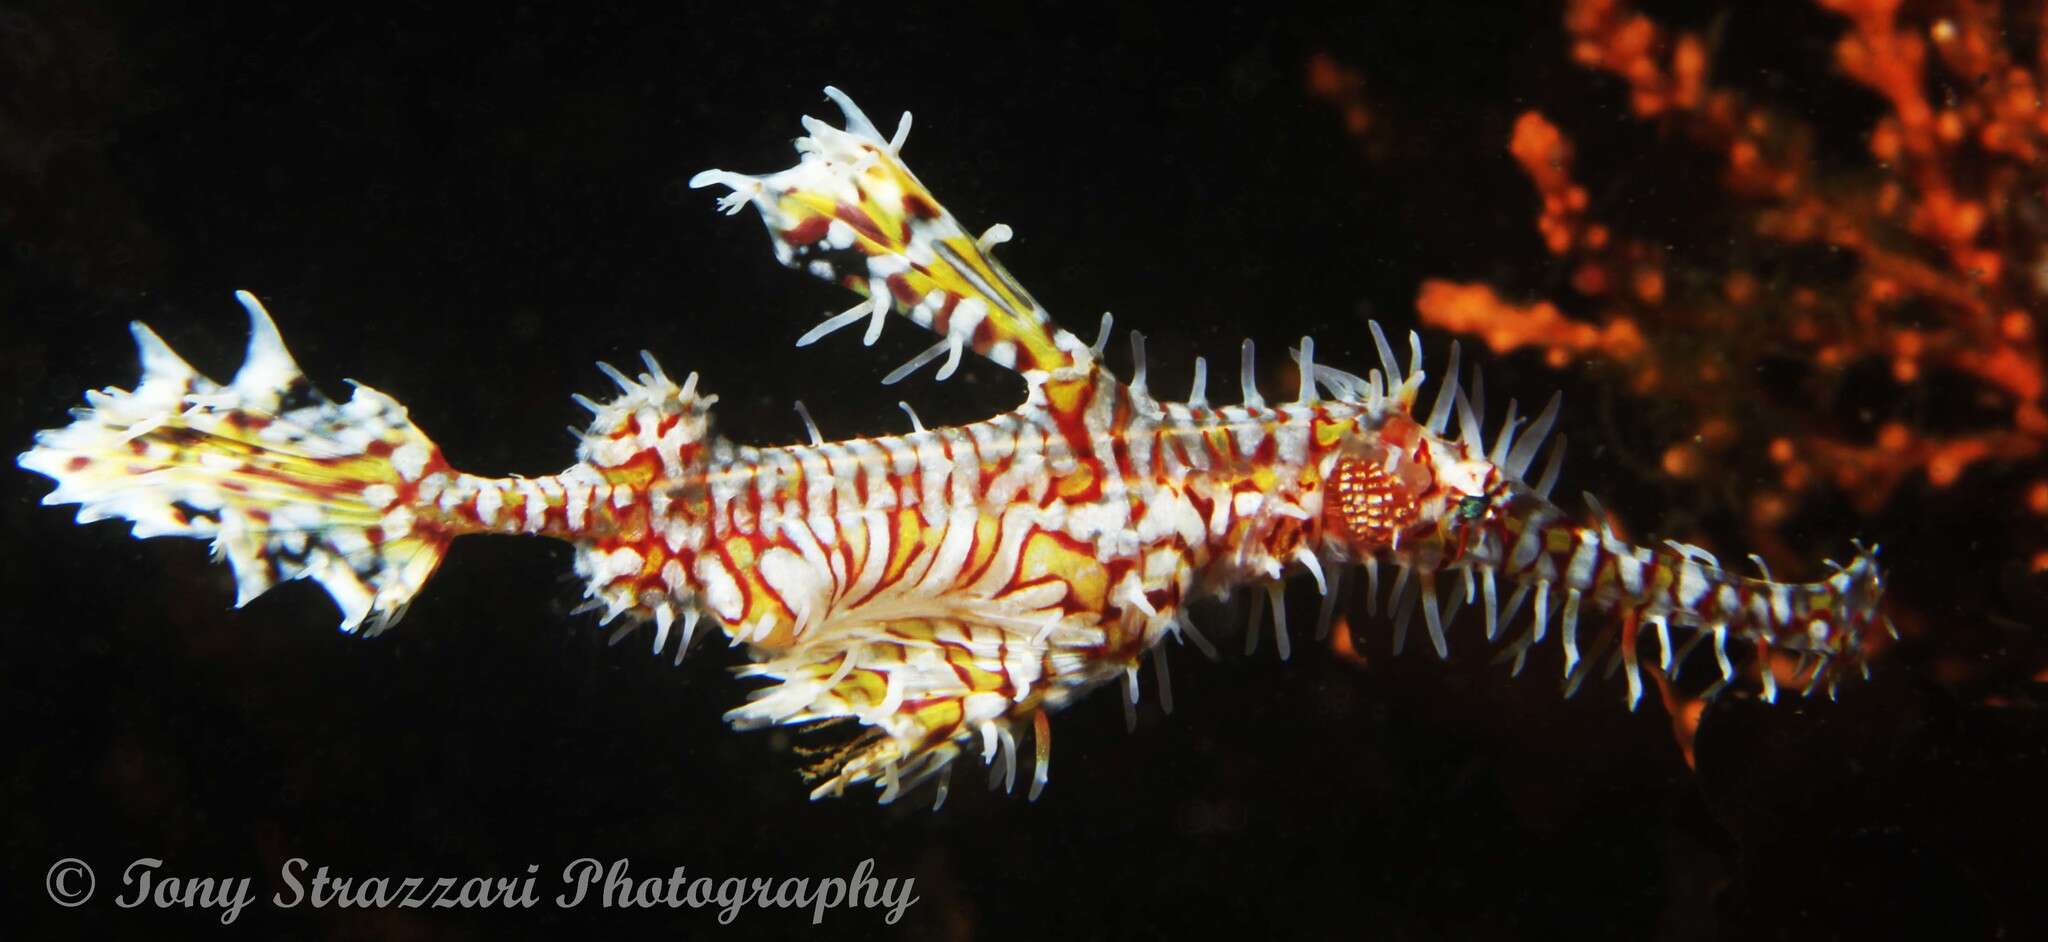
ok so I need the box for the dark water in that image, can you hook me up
[4,2,2044,938]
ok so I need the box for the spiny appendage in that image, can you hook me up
[17,292,452,635]
[1472,526,1889,708]
[1306,329,1887,708]
[725,617,1088,807]
[564,353,719,663]
[690,86,1088,381]
[722,601,1118,806]
[709,494,1149,805]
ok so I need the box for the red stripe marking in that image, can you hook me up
[836,204,887,246]
[784,215,832,246]
[902,193,939,220]
[713,542,754,625]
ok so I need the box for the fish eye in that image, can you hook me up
[1457,495,1488,520]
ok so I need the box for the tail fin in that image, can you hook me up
[19,291,451,635]
[691,87,1090,381]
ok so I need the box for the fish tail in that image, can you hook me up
[19,291,454,635]
[691,86,1088,380]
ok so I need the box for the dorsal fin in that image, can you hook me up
[692,87,1089,379]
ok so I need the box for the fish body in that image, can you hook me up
[19,88,1886,805]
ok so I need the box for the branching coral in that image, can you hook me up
[1326,0,2045,551]
[1311,0,2048,729]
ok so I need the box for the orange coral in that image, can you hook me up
[1314,0,2048,724]
[1305,52,1373,138]
[1508,112,1595,256]
[1416,280,1643,369]
[1564,0,1705,117]
[1365,0,2046,536]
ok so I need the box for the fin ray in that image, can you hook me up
[693,88,1085,377]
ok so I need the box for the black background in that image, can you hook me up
[5,1,2044,938]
